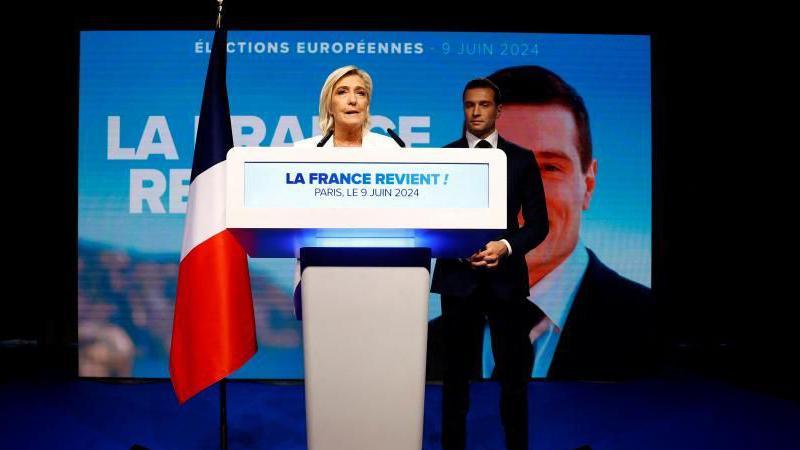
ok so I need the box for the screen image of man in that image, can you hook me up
[431,78,549,450]
[488,65,655,380]
[427,66,655,384]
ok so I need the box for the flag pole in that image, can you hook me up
[215,3,229,449]
[220,378,228,450]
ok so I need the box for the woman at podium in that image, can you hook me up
[291,65,401,320]
[293,65,400,148]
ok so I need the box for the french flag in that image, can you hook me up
[169,29,257,404]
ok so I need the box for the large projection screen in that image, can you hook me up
[78,31,651,379]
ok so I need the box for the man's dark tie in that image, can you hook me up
[484,298,547,377]
[475,139,492,148]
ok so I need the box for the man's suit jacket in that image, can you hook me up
[426,249,657,381]
[430,135,548,300]
[546,249,656,379]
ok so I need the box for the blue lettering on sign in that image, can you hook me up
[286,173,305,184]
[287,172,444,185]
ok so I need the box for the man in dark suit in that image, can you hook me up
[427,66,655,384]
[431,78,549,450]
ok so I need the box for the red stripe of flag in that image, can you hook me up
[171,230,256,404]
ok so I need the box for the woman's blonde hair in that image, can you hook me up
[318,65,373,135]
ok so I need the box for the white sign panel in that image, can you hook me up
[226,147,506,230]
[244,162,489,209]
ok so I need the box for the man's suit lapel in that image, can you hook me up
[547,250,600,378]
[452,137,468,148]
[497,135,509,151]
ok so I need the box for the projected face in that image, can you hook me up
[463,87,502,139]
[330,74,369,131]
[497,103,598,285]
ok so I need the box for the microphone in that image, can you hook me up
[316,130,334,147]
[387,128,406,148]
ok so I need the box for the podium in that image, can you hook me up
[226,146,507,450]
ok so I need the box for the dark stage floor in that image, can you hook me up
[1,377,798,449]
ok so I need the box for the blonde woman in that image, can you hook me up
[294,65,400,148]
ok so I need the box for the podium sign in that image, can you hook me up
[226,147,507,257]
[243,161,489,210]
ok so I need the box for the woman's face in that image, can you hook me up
[330,74,369,130]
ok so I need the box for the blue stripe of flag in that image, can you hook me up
[190,29,233,183]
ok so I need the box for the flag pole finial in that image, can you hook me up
[215,0,224,29]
